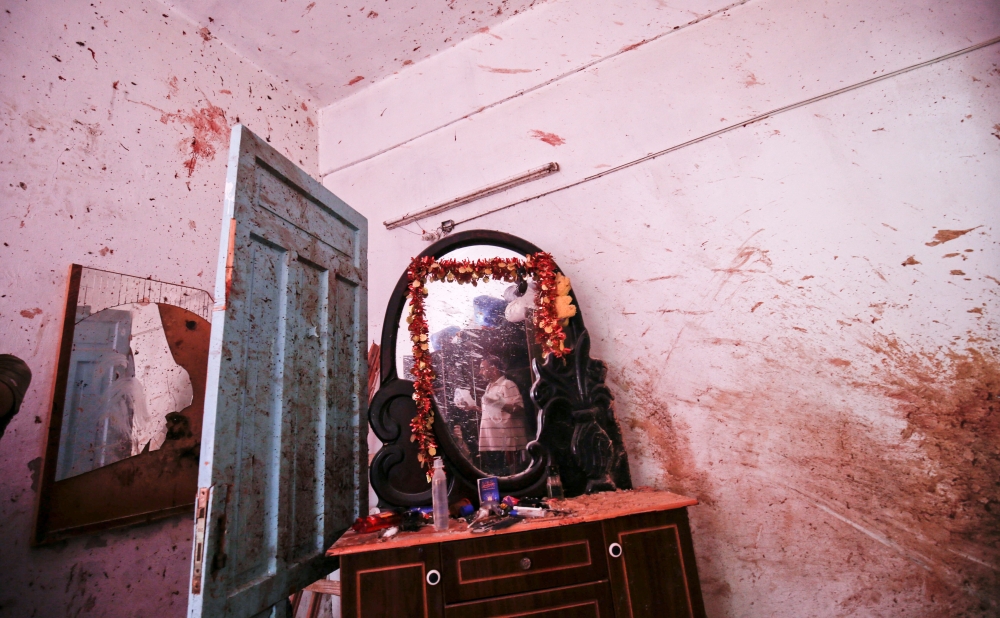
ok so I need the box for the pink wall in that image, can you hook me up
[319,0,1000,615]
[3,0,998,614]
[0,1,316,615]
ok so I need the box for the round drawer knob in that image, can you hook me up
[426,570,441,586]
[519,557,532,570]
[608,542,622,558]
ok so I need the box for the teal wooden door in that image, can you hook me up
[189,125,368,618]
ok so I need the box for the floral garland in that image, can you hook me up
[405,252,573,478]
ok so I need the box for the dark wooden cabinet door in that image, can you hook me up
[602,509,706,618]
[440,522,608,603]
[444,580,615,618]
[341,545,443,618]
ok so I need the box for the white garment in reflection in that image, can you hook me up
[128,303,193,454]
[478,377,529,452]
[92,303,195,460]
[95,352,146,466]
[131,303,194,455]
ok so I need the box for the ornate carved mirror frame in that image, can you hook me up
[369,230,632,507]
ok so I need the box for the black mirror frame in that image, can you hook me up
[368,230,631,507]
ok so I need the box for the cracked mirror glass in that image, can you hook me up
[55,267,212,481]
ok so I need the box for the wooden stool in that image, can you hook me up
[290,580,341,618]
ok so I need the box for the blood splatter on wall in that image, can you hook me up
[316,0,1000,614]
[0,0,316,615]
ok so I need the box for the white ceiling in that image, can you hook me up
[163,0,545,106]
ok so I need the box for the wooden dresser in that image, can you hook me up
[326,489,706,617]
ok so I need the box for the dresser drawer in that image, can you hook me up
[441,522,608,603]
[444,580,615,618]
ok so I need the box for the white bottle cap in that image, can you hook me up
[433,457,444,469]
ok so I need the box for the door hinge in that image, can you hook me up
[215,218,237,313]
[191,486,211,594]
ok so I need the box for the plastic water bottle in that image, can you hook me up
[432,458,449,531]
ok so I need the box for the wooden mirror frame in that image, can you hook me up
[33,264,210,544]
[368,230,631,507]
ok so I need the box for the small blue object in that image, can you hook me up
[478,476,500,505]
[473,296,507,328]
[457,502,475,517]
[429,325,461,351]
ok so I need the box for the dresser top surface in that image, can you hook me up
[326,487,697,557]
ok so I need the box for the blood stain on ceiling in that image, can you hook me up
[160,0,546,105]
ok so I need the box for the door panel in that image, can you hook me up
[329,274,363,529]
[282,255,326,564]
[254,162,356,261]
[189,125,368,618]
[232,233,285,587]
[602,509,706,618]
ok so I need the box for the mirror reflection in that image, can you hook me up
[56,267,212,481]
[397,246,543,477]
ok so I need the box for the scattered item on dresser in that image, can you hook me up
[517,496,548,509]
[467,493,555,528]
[478,476,500,508]
[400,508,431,532]
[470,506,491,524]
[351,510,402,534]
[380,526,399,540]
[499,495,520,514]
[470,514,523,534]
[509,506,550,518]
[449,498,475,519]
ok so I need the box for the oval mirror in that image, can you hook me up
[395,245,545,478]
[371,230,632,508]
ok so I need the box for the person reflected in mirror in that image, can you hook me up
[457,355,530,475]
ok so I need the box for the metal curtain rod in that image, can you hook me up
[383,162,559,230]
[443,33,1000,234]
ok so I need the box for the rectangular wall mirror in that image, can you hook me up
[34,265,212,544]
